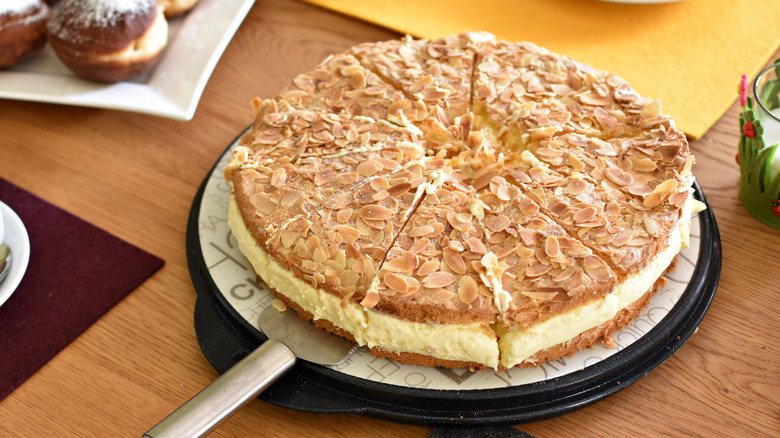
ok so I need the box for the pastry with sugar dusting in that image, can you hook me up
[0,0,50,68]
[47,0,168,83]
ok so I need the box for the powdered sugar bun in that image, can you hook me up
[47,0,168,83]
[0,0,50,68]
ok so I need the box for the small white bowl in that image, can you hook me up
[0,200,30,307]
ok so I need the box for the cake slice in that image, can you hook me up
[363,177,500,369]
[350,33,485,153]
[468,168,619,368]
[239,52,428,153]
[227,116,426,254]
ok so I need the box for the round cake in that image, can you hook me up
[225,32,703,371]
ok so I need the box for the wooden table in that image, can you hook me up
[1,1,778,436]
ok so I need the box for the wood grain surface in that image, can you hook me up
[0,1,778,436]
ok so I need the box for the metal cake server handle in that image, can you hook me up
[144,306,356,437]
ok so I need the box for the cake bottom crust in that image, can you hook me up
[255,256,676,372]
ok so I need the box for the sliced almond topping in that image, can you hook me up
[384,250,418,272]
[484,215,511,232]
[668,190,689,208]
[410,237,431,254]
[521,291,558,301]
[573,206,598,223]
[408,225,435,238]
[493,246,517,262]
[525,264,553,277]
[360,291,379,308]
[630,157,657,172]
[280,230,298,249]
[518,196,540,216]
[339,270,359,287]
[443,248,467,274]
[553,266,578,282]
[416,259,440,276]
[583,255,612,281]
[481,252,500,269]
[356,160,383,177]
[458,276,479,304]
[384,272,409,293]
[611,229,636,247]
[467,237,488,254]
[644,216,660,237]
[359,205,394,220]
[544,235,560,258]
[603,167,634,187]
[335,225,361,243]
[387,182,412,197]
[422,271,457,288]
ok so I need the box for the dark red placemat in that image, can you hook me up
[0,178,164,401]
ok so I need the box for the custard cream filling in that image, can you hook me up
[229,197,500,369]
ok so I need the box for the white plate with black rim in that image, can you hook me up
[185,136,721,425]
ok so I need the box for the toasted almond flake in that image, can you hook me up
[630,157,657,172]
[336,208,353,223]
[416,258,439,276]
[642,192,663,208]
[553,266,578,282]
[652,179,678,195]
[384,272,409,293]
[310,242,328,262]
[573,206,598,223]
[335,225,361,243]
[544,235,560,258]
[410,237,430,253]
[356,160,383,177]
[583,256,612,281]
[360,291,379,308]
[421,271,457,288]
[641,99,662,119]
[443,248,467,274]
[373,190,390,201]
[387,182,412,197]
[518,196,540,216]
[280,230,298,249]
[408,225,435,238]
[348,70,367,89]
[484,215,511,232]
[338,270,359,287]
[644,216,660,236]
[611,230,635,247]
[521,291,558,301]
[526,264,553,277]
[467,237,488,254]
[669,190,689,208]
[603,167,634,186]
[359,205,394,220]
[494,245,517,259]
[384,250,418,272]
[481,252,500,269]
[458,276,479,304]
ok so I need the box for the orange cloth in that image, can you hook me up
[301,0,780,139]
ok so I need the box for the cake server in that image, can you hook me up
[144,305,358,438]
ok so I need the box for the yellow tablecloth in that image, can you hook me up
[301,0,780,139]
